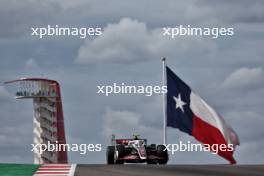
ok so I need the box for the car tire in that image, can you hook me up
[106,146,115,164]
[115,145,125,164]
[115,160,124,164]
[147,160,157,164]
[116,145,125,157]
[150,144,156,148]
[157,145,168,165]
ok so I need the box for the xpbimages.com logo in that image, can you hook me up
[163,141,234,155]
[163,25,234,39]
[97,83,167,96]
[31,141,102,155]
[31,25,103,39]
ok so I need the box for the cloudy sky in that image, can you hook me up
[0,0,264,164]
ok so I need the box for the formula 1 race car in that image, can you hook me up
[106,134,168,164]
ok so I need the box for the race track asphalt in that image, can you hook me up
[74,164,264,176]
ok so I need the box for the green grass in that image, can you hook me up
[0,164,40,176]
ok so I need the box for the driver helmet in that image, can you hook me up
[133,134,140,140]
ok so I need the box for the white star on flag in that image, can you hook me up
[173,94,186,113]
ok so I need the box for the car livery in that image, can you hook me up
[106,135,168,164]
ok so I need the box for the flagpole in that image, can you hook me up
[162,57,167,145]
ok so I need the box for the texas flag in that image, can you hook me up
[166,66,239,164]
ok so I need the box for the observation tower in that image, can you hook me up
[5,78,68,164]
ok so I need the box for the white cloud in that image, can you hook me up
[24,58,39,70]
[0,124,32,146]
[0,86,12,100]
[222,67,263,89]
[102,107,141,137]
[102,106,164,144]
[77,18,151,64]
[2,1,264,39]
[76,18,217,64]
[0,0,60,38]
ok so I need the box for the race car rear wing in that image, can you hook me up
[111,134,147,145]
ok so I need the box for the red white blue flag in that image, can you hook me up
[166,66,239,164]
